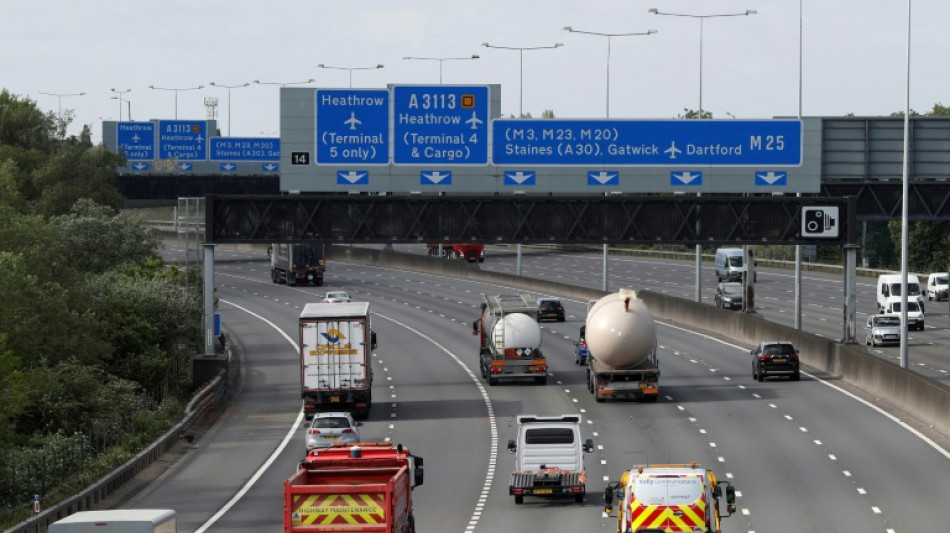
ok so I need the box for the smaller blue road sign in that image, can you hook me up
[421,170,452,185]
[588,170,619,186]
[337,170,369,185]
[393,85,489,165]
[117,122,155,160]
[158,120,207,160]
[316,89,389,165]
[210,137,280,161]
[504,170,536,186]
[755,170,787,186]
[671,170,703,186]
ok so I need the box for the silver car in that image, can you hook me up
[323,291,351,303]
[305,412,361,450]
[865,314,901,347]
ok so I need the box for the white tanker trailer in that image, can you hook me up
[473,293,548,386]
[582,289,660,402]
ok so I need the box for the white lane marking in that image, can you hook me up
[195,299,305,533]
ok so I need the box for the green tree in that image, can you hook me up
[678,108,713,119]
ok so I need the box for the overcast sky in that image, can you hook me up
[5,1,947,143]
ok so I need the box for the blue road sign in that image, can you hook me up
[588,171,619,186]
[504,170,535,186]
[671,170,703,186]
[755,170,787,186]
[210,137,280,161]
[158,120,207,160]
[117,122,155,160]
[262,163,279,173]
[316,89,389,165]
[421,170,452,185]
[492,119,802,166]
[392,85,489,165]
[337,170,369,185]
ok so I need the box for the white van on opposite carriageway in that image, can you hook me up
[877,274,925,314]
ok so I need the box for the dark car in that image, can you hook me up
[714,282,743,310]
[751,341,800,382]
[536,298,565,322]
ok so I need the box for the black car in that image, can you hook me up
[714,282,743,310]
[751,341,800,382]
[536,298,565,322]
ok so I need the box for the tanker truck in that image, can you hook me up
[583,289,660,402]
[473,293,548,386]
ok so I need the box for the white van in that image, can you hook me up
[715,248,744,282]
[926,272,948,301]
[881,297,925,331]
[50,510,177,533]
[877,274,925,314]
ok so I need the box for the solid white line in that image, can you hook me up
[194,299,304,533]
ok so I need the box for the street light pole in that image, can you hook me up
[110,88,131,121]
[38,91,86,118]
[562,27,656,118]
[402,55,480,84]
[253,79,316,87]
[481,42,563,118]
[149,85,204,119]
[317,64,385,88]
[648,8,756,118]
[209,82,250,136]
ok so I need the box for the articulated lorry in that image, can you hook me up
[583,289,660,402]
[426,242,484,262]
[473,293,547,386]
[300,302,376,419]
[507,415,594,505]
[49,509,176,533]
[284,443,423,533]
[604,462,736,533]
[272,243,326,286]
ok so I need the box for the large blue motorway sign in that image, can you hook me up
[116,122,155,161]
[492,119,802,166]
[210,137,280,161]
[315,89,389,165]
[158,120,207,160]
[392,85,489,165]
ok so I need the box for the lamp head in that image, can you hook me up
[647,29,658,34]
[481,42,490,47]
[648,8,659,14]
[746,9,757,15]
[563,26,573,31]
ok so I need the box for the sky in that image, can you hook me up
[5,1,949,144]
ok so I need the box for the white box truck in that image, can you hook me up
[49,509,176,533]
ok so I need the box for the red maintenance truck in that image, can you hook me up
[426,242,484,262]
[284,443,424,533]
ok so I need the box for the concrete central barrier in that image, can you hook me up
[329,245,950,438]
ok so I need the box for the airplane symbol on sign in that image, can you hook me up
[344,112,362,130]
[131,134,141,143]
[664,141,682,159]
[465,111,483,130]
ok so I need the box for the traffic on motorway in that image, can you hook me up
[125,243,950,533]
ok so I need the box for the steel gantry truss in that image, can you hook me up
[206,194,855,246]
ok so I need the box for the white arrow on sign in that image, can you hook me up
[671,171,702,185]
[588,171,618,185]
[756,171,787,185]
[132,163,148,171]
[339,171,368,184]
[263,164,278,172]
[505,171,535,184]
[221,163,236,171]
[421,171,451,184]
[178,163,193,171]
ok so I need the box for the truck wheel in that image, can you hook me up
[595,394,605,403]
[480,363,487,378]
[407,515,415,533]
[488,375,498,386]
[535,376,547,385]
[514,495,524,505]
[271,269,278,283]
[645,395,659,403]
[574,494,585,504]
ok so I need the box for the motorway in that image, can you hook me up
[126,245,950,532]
